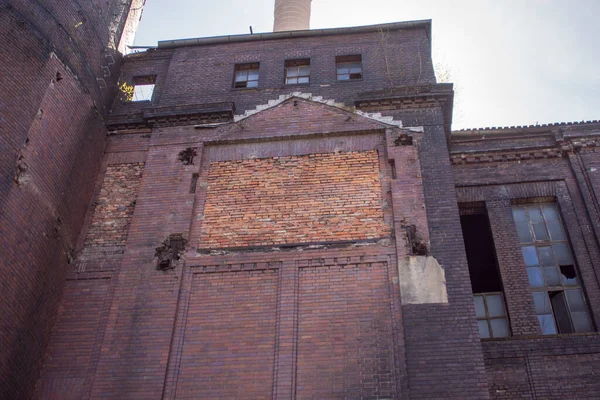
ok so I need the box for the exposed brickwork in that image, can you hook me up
[199,151,390,248]
[297,263,396,398]
[83,163,145,250]
[176,270,278,399]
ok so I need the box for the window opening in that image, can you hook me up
[336,55,362,81]
[460,203,510,338]
[512,203,594,334]
[285,59,310,84]
[132,75,156,102]
[233,63,259,88]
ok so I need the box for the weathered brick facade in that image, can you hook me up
[2,7,600,400]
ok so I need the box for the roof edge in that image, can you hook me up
[451,120,600,137]
[157,20,432,49]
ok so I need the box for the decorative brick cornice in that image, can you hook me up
[451,148,564,165]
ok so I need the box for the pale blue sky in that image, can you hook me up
[134,0,600,130]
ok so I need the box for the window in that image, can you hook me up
[336,55,362,81]
[285,59,310,84]
[474,293,510,338]
[233,63,259,88]
[132,75,156,102]
[460,203,511,339]
[512,203,594,334]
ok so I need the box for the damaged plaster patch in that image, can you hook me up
[398,256,448,304]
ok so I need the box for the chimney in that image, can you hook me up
[273,0,312,32]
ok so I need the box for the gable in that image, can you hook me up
[213,96,393,140]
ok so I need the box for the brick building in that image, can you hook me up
[2,1,600,399]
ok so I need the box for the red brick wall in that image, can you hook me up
[83,163,145,250]
[296,263,397,398]
[200,151,390,248]
[34,278,110,400]
[177,270,278,399]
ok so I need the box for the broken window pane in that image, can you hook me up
[560,265,578,285]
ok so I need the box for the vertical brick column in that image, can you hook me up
[401,108,490,399]
[486,199,541,336]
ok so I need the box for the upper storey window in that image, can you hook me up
[285,59,310,84]
[512,203,594,334]
[132,75,156,102]
[233,63,259,88]
[336,55,362,81]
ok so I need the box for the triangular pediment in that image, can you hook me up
[212,95,402,140]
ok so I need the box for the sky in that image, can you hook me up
[133,0,600,130]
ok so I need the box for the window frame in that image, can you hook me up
[233,62,260,89]
[474,292,511,339]
[131,75,156,102]
[335,54,363,81]
[284,59,310,85]
[512,202,594,335]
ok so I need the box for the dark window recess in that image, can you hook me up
[460,203,510,338]
[178,147,197,165]
[233,63,259,88]
[189,173,199,194]
[336,55,362,81]
[132,75,156,102]
[285,59,310,84]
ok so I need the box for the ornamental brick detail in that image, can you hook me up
[199,151,390,249]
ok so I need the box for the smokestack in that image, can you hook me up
[273,0,312,32]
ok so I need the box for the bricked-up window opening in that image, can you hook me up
[285,59,310,84]
[233,63,259,88]
[132,75,156,102]
[474,293,510,338]
[512,203,594,334]
[336,55,362,81]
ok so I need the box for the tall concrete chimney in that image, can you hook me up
[273,0,312,32]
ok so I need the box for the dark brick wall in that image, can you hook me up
[0,1,142,397]
[113,26,435,117]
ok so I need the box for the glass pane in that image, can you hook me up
[486,294,505,317]
[477,320,490,338]
[286,77,298,84]
[571,311,593,333]
[527,267,544,288]
[552,243,573,266]
[298,66,310,76]
[521,246,538,266]
[560,265,578,285]
[490,318,510,338]
[337,64,348,74]
[247,70,259,80]
[349,63,362,73]
[537,246,555,266]
[287,68,298,77]
[550,291,573,334]
[235,71,247,81]
[538,314,557,335]
[298,76,309,84]
[532,222,549,241]
[566,289,586,312]
[533,291,552,314]
[542,204,560,221]
[132,84,154,102]
[473,296,486,318]
[528,207,543,222]
[515,221,533,243]
[246,80,258,88]
[547,221,566,241]
[543,266,561,286]
[512,207,527,222]
[337,74,350,80]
